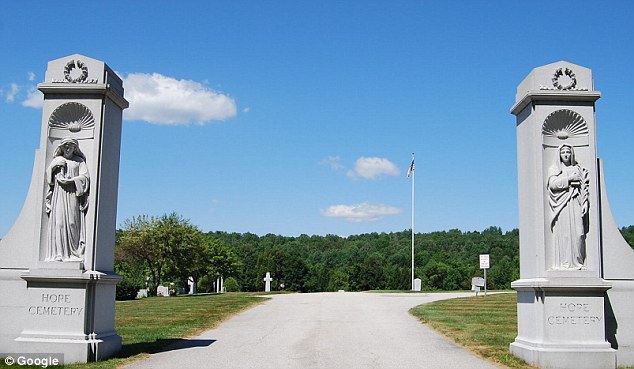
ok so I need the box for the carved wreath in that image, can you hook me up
[552,67,577,90]
[64,60,89,83]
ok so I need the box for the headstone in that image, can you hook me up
[136,289,148,299]
[187,276,195,294]
[157,285,169,297]
[215,275,224,293]
[263,272,272,292]
[0,55,128,363]
[509,61,634,368]
[471,277,485,289]
[471,277,485,296]
[413,278,422,291]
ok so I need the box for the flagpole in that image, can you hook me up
[411,153,415,291]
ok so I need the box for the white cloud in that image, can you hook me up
[22,87,43,108]
[122,73,237,125]
[5,83,19,103]
[1,73,38,107]
[320,156,344,171]
[321,202,402,222]
[346,157,400,179]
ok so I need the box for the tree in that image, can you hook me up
[203,238,241,291]
[353,253,386,291]
[116,213,219,294]
[157,213,210,291]
[114,229,147,299]
[621,226,634,249]
[420,261,450,290]
[305,263,329,292]
[224,277,240,292]
[116,215,166,295]
[277,247,309,292]
[254,250,278,291]
[114,256,146,300]
[328,269,350,291]
[190,226,538,292]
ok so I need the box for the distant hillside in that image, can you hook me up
[206,226,520,292]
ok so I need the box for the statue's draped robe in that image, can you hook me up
[45,156,89,261]
[547,161,589,270]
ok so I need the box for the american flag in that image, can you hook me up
[407,159,415,178]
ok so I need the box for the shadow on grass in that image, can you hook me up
[117,338,216,358]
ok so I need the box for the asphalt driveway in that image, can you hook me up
[122,292,501,369]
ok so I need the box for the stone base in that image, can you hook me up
[510,339,616,369]
[15,331,121,363]
[511,277,616,369]
[12,267,122,363]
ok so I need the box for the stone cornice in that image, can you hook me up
[38,83,129,110]
[511,90,601,116]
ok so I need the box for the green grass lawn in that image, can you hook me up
[410,293,535,369]
[410,292,634,369]
[100,293,266,369]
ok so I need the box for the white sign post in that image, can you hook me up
[479,254,490,296]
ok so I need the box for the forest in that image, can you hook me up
[209,227,519,292]
[114,214,634,299]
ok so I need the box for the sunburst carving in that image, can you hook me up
[542,109,588,140]
[48,102,95,133]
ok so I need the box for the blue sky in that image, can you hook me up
[1,1,633,237]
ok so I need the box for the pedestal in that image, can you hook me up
[15,266,121,363]
[511,278,616,369]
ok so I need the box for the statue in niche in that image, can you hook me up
[547,144,589,270]
[45,137,90,262]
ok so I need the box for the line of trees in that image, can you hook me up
[210,226,520,292]
[114,213,240,299]
[115,213,634,298]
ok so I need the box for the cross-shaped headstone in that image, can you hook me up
[263,272,272,292]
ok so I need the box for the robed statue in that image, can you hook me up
[45,137,90,262]
[547,144,589,270]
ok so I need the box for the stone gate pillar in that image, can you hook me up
[510,61,616,369]
[0,54,128,363]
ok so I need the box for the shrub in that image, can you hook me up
[224,277,240,292]
[116,277,143,301]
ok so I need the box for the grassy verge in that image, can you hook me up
[410,293,535,369]
[0,293,267,369]
[410,293,634,369]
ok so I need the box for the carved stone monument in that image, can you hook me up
[511,61,634,368]
[0,54,128,363]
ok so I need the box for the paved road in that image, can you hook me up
[122,292,501,369]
